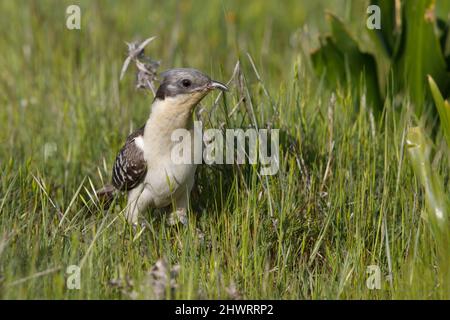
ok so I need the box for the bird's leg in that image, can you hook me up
[167,193,189,226]
[125,184,147,226]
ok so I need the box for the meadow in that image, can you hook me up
[0,0,449,299]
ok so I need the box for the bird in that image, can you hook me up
[98,68,228,226]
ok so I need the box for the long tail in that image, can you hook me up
[96,184,117,208]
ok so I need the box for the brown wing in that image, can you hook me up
[111,126,147,191]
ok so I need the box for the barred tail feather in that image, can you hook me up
[96,184,117,208]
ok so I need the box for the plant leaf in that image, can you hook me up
[406,127,448,225]
[395,0,450,114]
[428,75,450,149]
[311,14,382,110]
[369,0,402,58]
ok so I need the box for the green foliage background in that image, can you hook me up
[0,0,449,299]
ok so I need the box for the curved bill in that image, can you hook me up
[209,80,228,91]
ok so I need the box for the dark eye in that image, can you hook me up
[181,79,192,87]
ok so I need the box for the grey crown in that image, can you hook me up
[155,68,212,99]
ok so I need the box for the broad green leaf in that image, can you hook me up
[407,126,450,292]
[311,14,382,110]
[428,75,450,149]
[311,36,346,88]
[369,0,402,58]
[395,0,450,114]
[327,12,360,55]
[406,127,448,226]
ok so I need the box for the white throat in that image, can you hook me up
[142,95,197,158]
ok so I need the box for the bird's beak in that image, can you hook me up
[208,80,228,91]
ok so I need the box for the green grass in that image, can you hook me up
[0,0,449,299]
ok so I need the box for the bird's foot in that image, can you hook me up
[168,208,188,226]
[125,207,139,227]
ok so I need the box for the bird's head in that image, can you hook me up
[154,68,228,110]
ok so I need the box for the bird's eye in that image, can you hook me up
[181,79,192,87]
